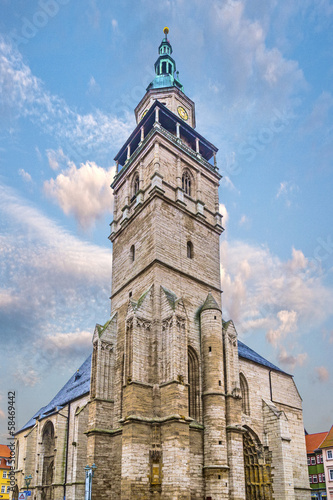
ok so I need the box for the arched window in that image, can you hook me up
[188,346,200,421]
[240,373,250,415]
[133,173,139,197]
[182,170,191,196]
[130,245,135,262]
[41,421,55,488]
[187,241,193,259]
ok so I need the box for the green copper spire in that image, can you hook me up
[147,27,184,92]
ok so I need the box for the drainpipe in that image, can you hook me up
[269,370,273,401]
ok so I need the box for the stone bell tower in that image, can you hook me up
[86,27,236,500]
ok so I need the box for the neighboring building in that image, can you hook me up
[0,445,11,500]
[319,426,333,499]
[306,431,328,499]
[14,28,311,500]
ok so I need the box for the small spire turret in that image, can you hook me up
[147,27,184,92]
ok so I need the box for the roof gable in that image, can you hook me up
[319,425,333,449]
[306,431,328,453]
[19,354,91,433]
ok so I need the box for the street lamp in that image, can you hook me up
[84,464,97,500]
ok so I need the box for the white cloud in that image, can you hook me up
[0,183,111,352]
[219,203,229,227]
[276,180,299,207]
[0,36,133,162]
[221,239,333,363]
[314,366,330,383]
[221,175,239,193]
[18,168,32,183]
[277,347,308,371]
[87,75,100,94]
[37,330,92,357]
[212,0,305,106]
[44,162,116,229]
[14,368,39,387]
[46,148,68,171]
[266,309,298,347]
[239,214,250,227]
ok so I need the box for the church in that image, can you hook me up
[14,28,310,500]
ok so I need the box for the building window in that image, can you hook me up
[187,241,193,259]
[327,450,333,460]
[130,245,135,262]
[240,373,250,415]
[329,469,333,481]
[182,170,191,196]
[307,457,310,465]
[309,475,312,484]
[1,486,5,493]
[317,454,321,464]
[2,471,7,478]
[188,346,200,422]
[318,473,322,482]
[321,455,324,463]
[311,457,316,465]
[323,473,325,482]
[312,475,318,483]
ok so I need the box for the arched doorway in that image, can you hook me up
[243,430,273,499]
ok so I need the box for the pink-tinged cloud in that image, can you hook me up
[315,366,330,383]
[44,162,116,229]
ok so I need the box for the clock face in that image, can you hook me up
[177,106,188,121]
[140,109,148,120]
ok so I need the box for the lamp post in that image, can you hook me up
[84,464,97,500]
[24,475,32,497]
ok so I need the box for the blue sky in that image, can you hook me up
[0,0,332,439]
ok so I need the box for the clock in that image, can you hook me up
[140,109,148,120]
[177,106,188,121]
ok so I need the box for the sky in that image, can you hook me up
[0,0,332,440]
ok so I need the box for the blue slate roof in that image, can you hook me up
[19,354,91,433]
[238,340,288,374]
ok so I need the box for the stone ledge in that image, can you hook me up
[203,465,230,471]
[84,427,122,436]
[226,425,246,435]
[119,414,193,425]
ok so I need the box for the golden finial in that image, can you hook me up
[163,27,169,35]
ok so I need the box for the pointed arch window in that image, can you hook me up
[41,421,55,488]
[188,346,200,421]
[182,170,191,196]
[240,373,250,415]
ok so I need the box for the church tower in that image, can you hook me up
[86,28,240,500]
[13,27,311,500]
